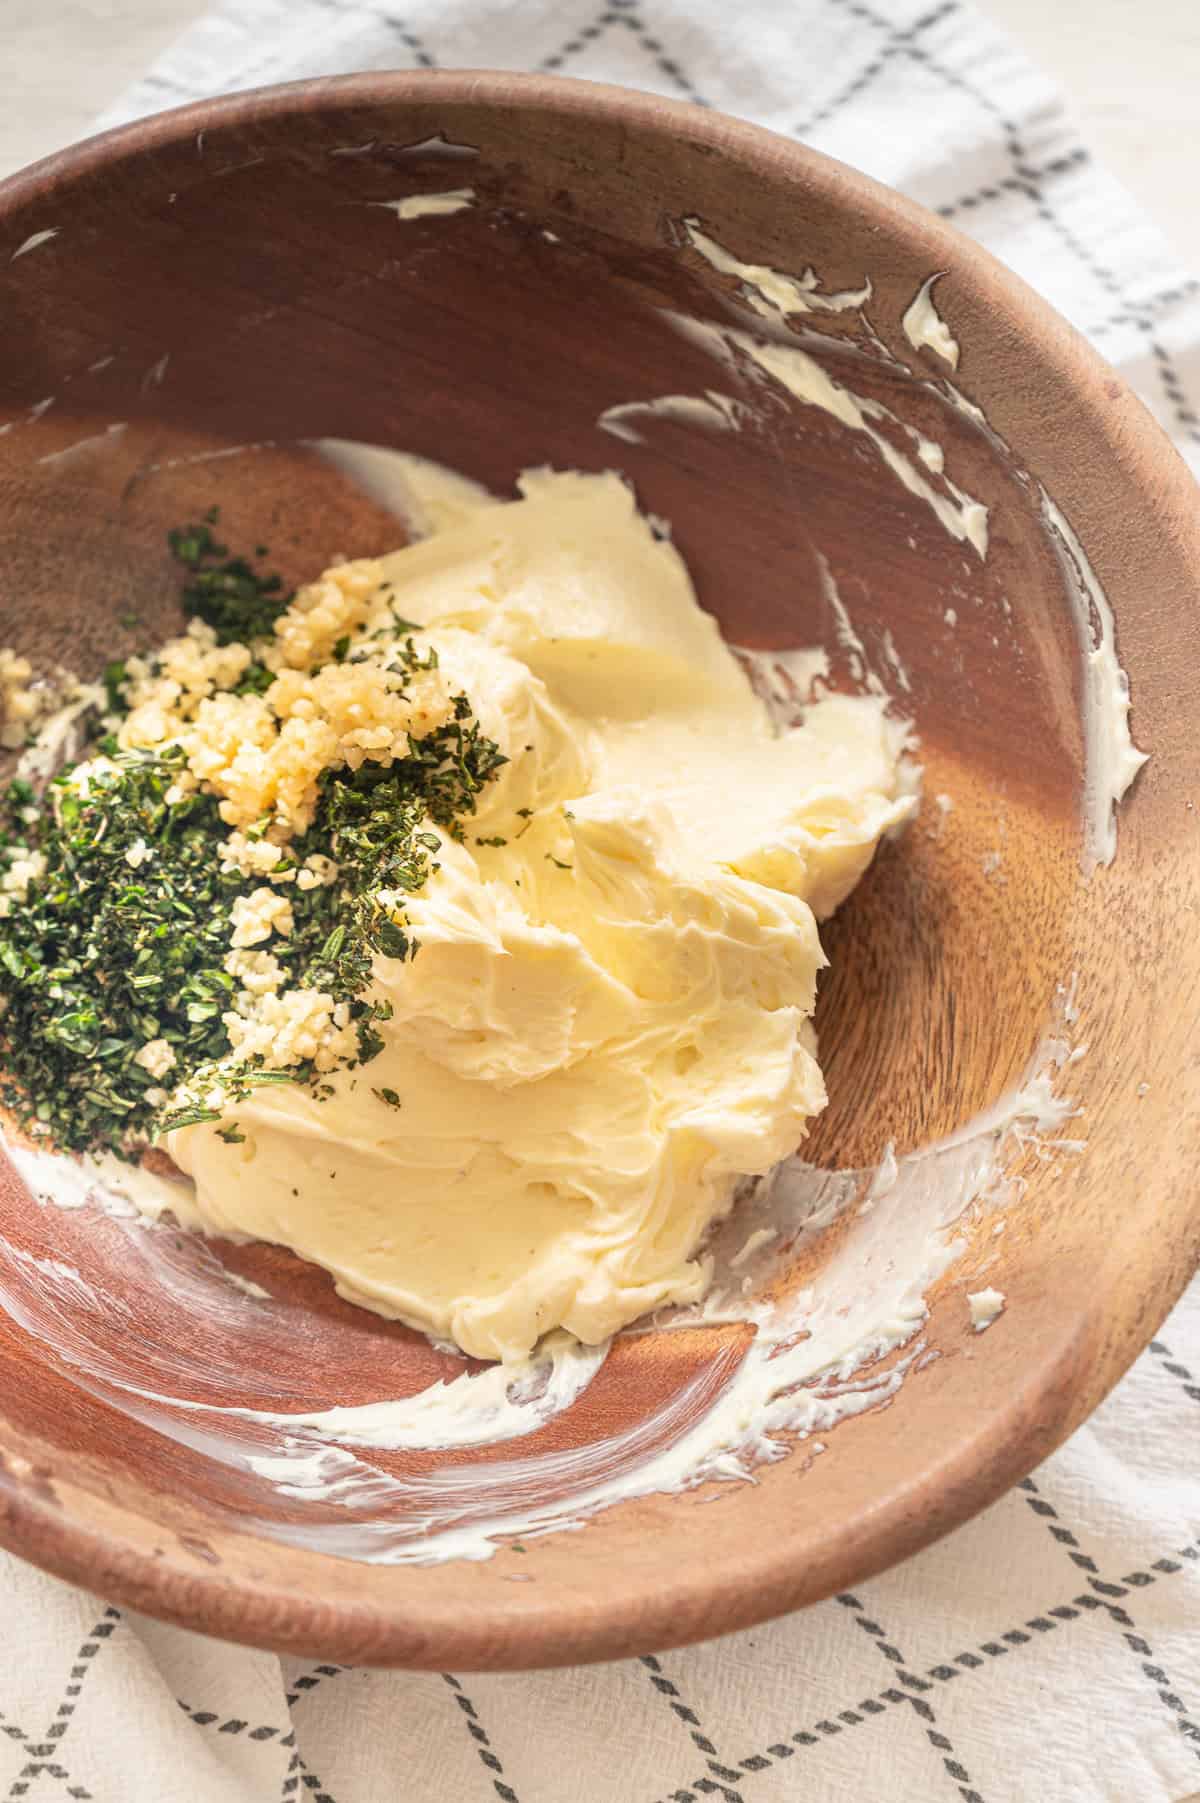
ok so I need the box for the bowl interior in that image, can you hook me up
[0,75,1197,1667]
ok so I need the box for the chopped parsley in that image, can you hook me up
[168,510,291,645]
[235,661,275,697]
[0,748,244,1152]
[0,518,506,1156]
[103,660,129,712]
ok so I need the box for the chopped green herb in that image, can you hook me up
[545,854,572,871]
[0,519,506,1157]
[0,747,246,1151]
[168,518,292,645]
[235,661,275,697]
[475,834,507,847]
[217,1121,246,1143]
[103,660,128,712]
[372,1086,402,1108]
[159,1106,222,1133]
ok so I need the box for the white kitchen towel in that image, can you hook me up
[2,3,1198,1801]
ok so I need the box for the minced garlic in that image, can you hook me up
[223,986,358,1071]
[1,850,46,898]
[229,887,295,948]
[0,650,39,751]
[90,546,482,1103]
[121,656,454,837]
[134,1039,177,1080]
[270,557,383,671]
[0,650,90,754]
[121,619,252,725]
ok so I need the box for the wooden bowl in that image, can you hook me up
[0,72,1197,1669]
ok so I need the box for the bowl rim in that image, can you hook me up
[1,66,1198,1670]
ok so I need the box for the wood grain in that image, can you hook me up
[0,72,1196,1668]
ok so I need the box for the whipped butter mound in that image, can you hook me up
[169,468,917,1362]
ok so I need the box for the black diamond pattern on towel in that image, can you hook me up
[634,1541,1199,1799]
[1018,1479,1200,1763]
[533,1,709,102]
[443,1674,520,1803]
[835,1593,985,1802]
[1,1607,119,1802]
[640,1655,745,1801]
[1150,1340,1200,1404]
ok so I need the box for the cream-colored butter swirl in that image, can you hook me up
[170,468,916,1361]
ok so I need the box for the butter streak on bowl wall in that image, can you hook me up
[0,71,1195,1668]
